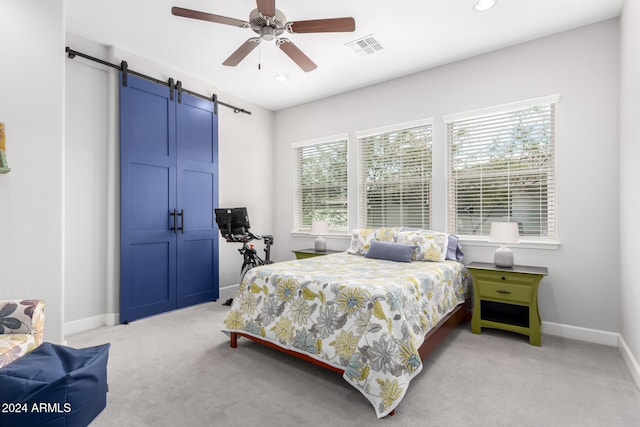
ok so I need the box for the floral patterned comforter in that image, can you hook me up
[222,252,469,418]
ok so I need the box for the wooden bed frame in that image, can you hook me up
[229,300,471,414]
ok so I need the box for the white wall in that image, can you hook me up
[619,1,640,384]
[274,20,621,337]
[64,37,110,329]
[63,35,274,332]
[0,0,65,344]
[217,93,275,291]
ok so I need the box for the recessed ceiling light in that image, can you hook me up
[274,73,288,82]
[473,0,496,12]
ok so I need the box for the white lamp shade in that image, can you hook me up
[488,222,519,244]
[310,220,329,235]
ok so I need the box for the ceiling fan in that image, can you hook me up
[171,1,356,72]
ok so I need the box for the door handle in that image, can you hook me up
[177,209,184,233]
[169,209,177,233]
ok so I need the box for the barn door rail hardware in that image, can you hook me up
[65,47,251,115]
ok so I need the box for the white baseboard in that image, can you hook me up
[65,314,110,336]
[64,304,612,343]
[64,312,118,336]
[64,287,240,336]
[619,335,640,390]
[532,322,640,391]
[542,321,619,346]
[105,312,119,326]
[64,285,242,337]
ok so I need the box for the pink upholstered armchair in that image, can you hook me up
[0,299,45,368]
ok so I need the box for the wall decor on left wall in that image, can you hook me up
[0,122,10,174]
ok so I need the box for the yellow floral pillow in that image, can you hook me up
[347,227,398,256]
[397,230,449,262]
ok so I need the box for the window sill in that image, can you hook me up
[290,231,352,241]
[289,232,560,249]
[459,237,561,250]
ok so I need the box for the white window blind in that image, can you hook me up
[293,138,348,232]
[357,121,433,229]
[445,96,558,240]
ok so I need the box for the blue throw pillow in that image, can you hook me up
[365,240,416,263]
[446,234,465,261]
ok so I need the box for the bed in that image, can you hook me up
[221,228,470,418]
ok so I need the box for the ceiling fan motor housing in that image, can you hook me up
[250,8,286,41]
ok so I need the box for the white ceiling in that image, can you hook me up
[65,0,623,111]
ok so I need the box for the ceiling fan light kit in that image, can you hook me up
[172,0,355,72]
[474,0,497,12]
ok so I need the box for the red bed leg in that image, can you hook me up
[230,332,238,348]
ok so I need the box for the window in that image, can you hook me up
[293,137,348,233]
[357,120,433,229]
[445,95,558,240]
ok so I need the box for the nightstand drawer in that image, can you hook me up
[477,282,532,304]
[472,270,538,287]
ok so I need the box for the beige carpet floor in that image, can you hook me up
[66,302,640,427]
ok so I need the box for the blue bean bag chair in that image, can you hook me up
[0,342,110,427]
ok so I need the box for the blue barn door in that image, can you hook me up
[120,75,177,322]
[176,93,219,308]
[120,74,218,323]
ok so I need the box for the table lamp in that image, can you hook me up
[311,220,329,252]
[488,222,519,268]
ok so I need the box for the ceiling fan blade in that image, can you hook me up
[223,38,262,67]
[277,39,317,72]
[256,0,276,17]
[171,7,248,28]
[287,17,355,34]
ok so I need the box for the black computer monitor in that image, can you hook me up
[214,207,250,237]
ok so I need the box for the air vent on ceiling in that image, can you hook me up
[346,34,383,56]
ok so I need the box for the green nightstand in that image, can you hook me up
[292,248,342,259]
[468,262,548,346]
